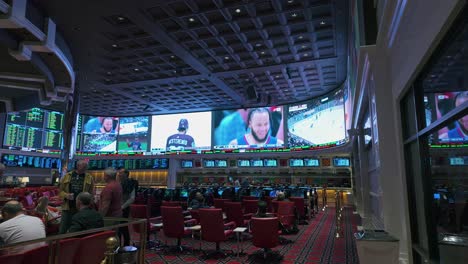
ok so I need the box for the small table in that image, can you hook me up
[233,227,248,257]
[186,225,202,251]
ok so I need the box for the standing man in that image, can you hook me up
[166,118,195,150]
[58,160,94,234]
[99,168,123,218]
[117,168,137,246]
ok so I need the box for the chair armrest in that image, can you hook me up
[184,219,198,226]
[224,221,237,230]
[243,213,253,220]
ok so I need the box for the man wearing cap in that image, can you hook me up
[166,118,195,151]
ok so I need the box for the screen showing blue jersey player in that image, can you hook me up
[166,119,195,151]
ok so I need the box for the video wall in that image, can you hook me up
[2,108,63,151]
[2,88,349,154]
[425,91,468,145]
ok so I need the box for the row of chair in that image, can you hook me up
[0,231,116,264]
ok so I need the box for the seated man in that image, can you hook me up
[0,201,46,253]
[189,192,207,209]
[68,192,104,233]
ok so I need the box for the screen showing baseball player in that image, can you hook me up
[151,111,212,152]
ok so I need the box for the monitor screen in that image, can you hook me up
[181,160,193,168]
[289,159,304,167]
[264,159,277,167]
[117,116,149,152]
[151,111,212,152]
[1,154,61,169]
[204,160,215,167]
[449,157,467,166]
[80,116,119,152]
[269,190,278,198]
[218,189,224,196]
[215,160,227,167]
[434,193,441,200]
[304,158,320,167]
[238,159,250,167]
[212,106,284,149]
[251,159,264,167]
[333,157,350,167]
[180,190,189,198]
[287,89,346,147]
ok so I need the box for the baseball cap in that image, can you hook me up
[178,118,189,130]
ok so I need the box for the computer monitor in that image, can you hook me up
[269,190,278,198]
[433,193,440,200]
[218,189,224,196]
[180,189,188,198]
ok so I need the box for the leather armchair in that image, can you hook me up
[160,206,197,251]
[250,217,280,259]
[130,204,162,248]
[199,208,236,258]
[224,202,252,227]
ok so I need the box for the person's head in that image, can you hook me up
[177,118,189,133]
[195,192,204,201]
[1,201,24,221]
[76,160,88,174]
[36,196,49,212]
[117,167,130,182]
[454,92,468,130]
[76,192,93,209]
[247,108,271,142]
[101,117,114,132]
[104,167,117,182]
[0,162,5,177]
[277,192,285,201]
[257,200,267,216]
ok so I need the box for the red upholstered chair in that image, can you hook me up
[271,200,280,213]
[74,231,116,264]
[242,199,259,214]
[224,202,252,227]
[264,196,273,213]
[250,217,280,259]
[160,206,197,251]
[130,204,162,247]
[198,208,236,257]
[242,196,258,201]
[213,198,230,212]
[277,201,296,230]
[189,209,200,223]
[0,251,24,264]
[289,197,308,224]
[162,201,181,207]
[23,244,50,264]
[56,238,81,264]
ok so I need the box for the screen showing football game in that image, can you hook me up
[151,111,212,152]
[212,106,284,149]
[81,116,119,152]
[287,89,346,147]
[117,116,149,152]
[3,108,64,151]
[425,91,467,145]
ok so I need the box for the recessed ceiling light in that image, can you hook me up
[288,0,294,3]
[224,56,230,60]
[235,8,241,13]
[291,13,297,18]
[189,17,195,22]
[302,45,307,48]
[117,16,125,21]
[138,60,144,64]
[261,51,265,55]
[134,68,140,71]
[275,75,280,78]
[320,21,326,25]
[170,55,175,59]
[285,89,289,91]
[304,53,308,57]
[107,71,112,75]
[255,43,262,47]
[298,36,303,39]
[112,44,118,48]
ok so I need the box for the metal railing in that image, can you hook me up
[0,217,148,264]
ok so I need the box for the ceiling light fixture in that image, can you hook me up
[291,13,297,18]
[298,35,303,39]
[302,45,307,48]
[117,16,125,21]
[288,0,294,3]
[224,56,230,60]
[304,53,308,57]
[261,51,265,55]
[138,60,144,64]
[107,71,112,75]
[235,8,241,13]
[189,17,195,22]
[320,21,326,25]
[134,68,140,71]
[255,43,262,47]
[112,44,118,48]
[170,55,175,59]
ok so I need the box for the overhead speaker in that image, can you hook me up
[246,86,258,100]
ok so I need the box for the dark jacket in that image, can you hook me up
[68,207,104,233]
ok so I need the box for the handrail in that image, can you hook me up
[0,217,148,264]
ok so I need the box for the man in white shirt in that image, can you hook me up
[0,201,46,252]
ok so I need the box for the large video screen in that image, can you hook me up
[425,91,467,145]
[3,108,64,151]
[213,106,284,149]
[151,111,212,151]
[80,116,119,152]
[287,89,345,147]
[117,116,149,152]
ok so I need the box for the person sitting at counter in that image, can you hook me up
[68,192,104,233]
[189,192,208,209]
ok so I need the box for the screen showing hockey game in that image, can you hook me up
[287,89,346,147]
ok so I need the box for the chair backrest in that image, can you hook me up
[75,231,116,264]
[57,238,81,264]
[289,197,305,217]
[251,217,279,249]
[271,200,280,213]
[198,208,226,242]
[277,201,296,226]
[243,200,258,214]
[0,252,24,264]
[224,202,245,227]
[162,201,180,207]
[213,198,229,212]
[161,206,186,238]
[189,209,200,223]
[23,244,49,264]
[242,196,258,201]
[130,204,150,234]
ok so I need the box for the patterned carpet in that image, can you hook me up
[143,207,359,264]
